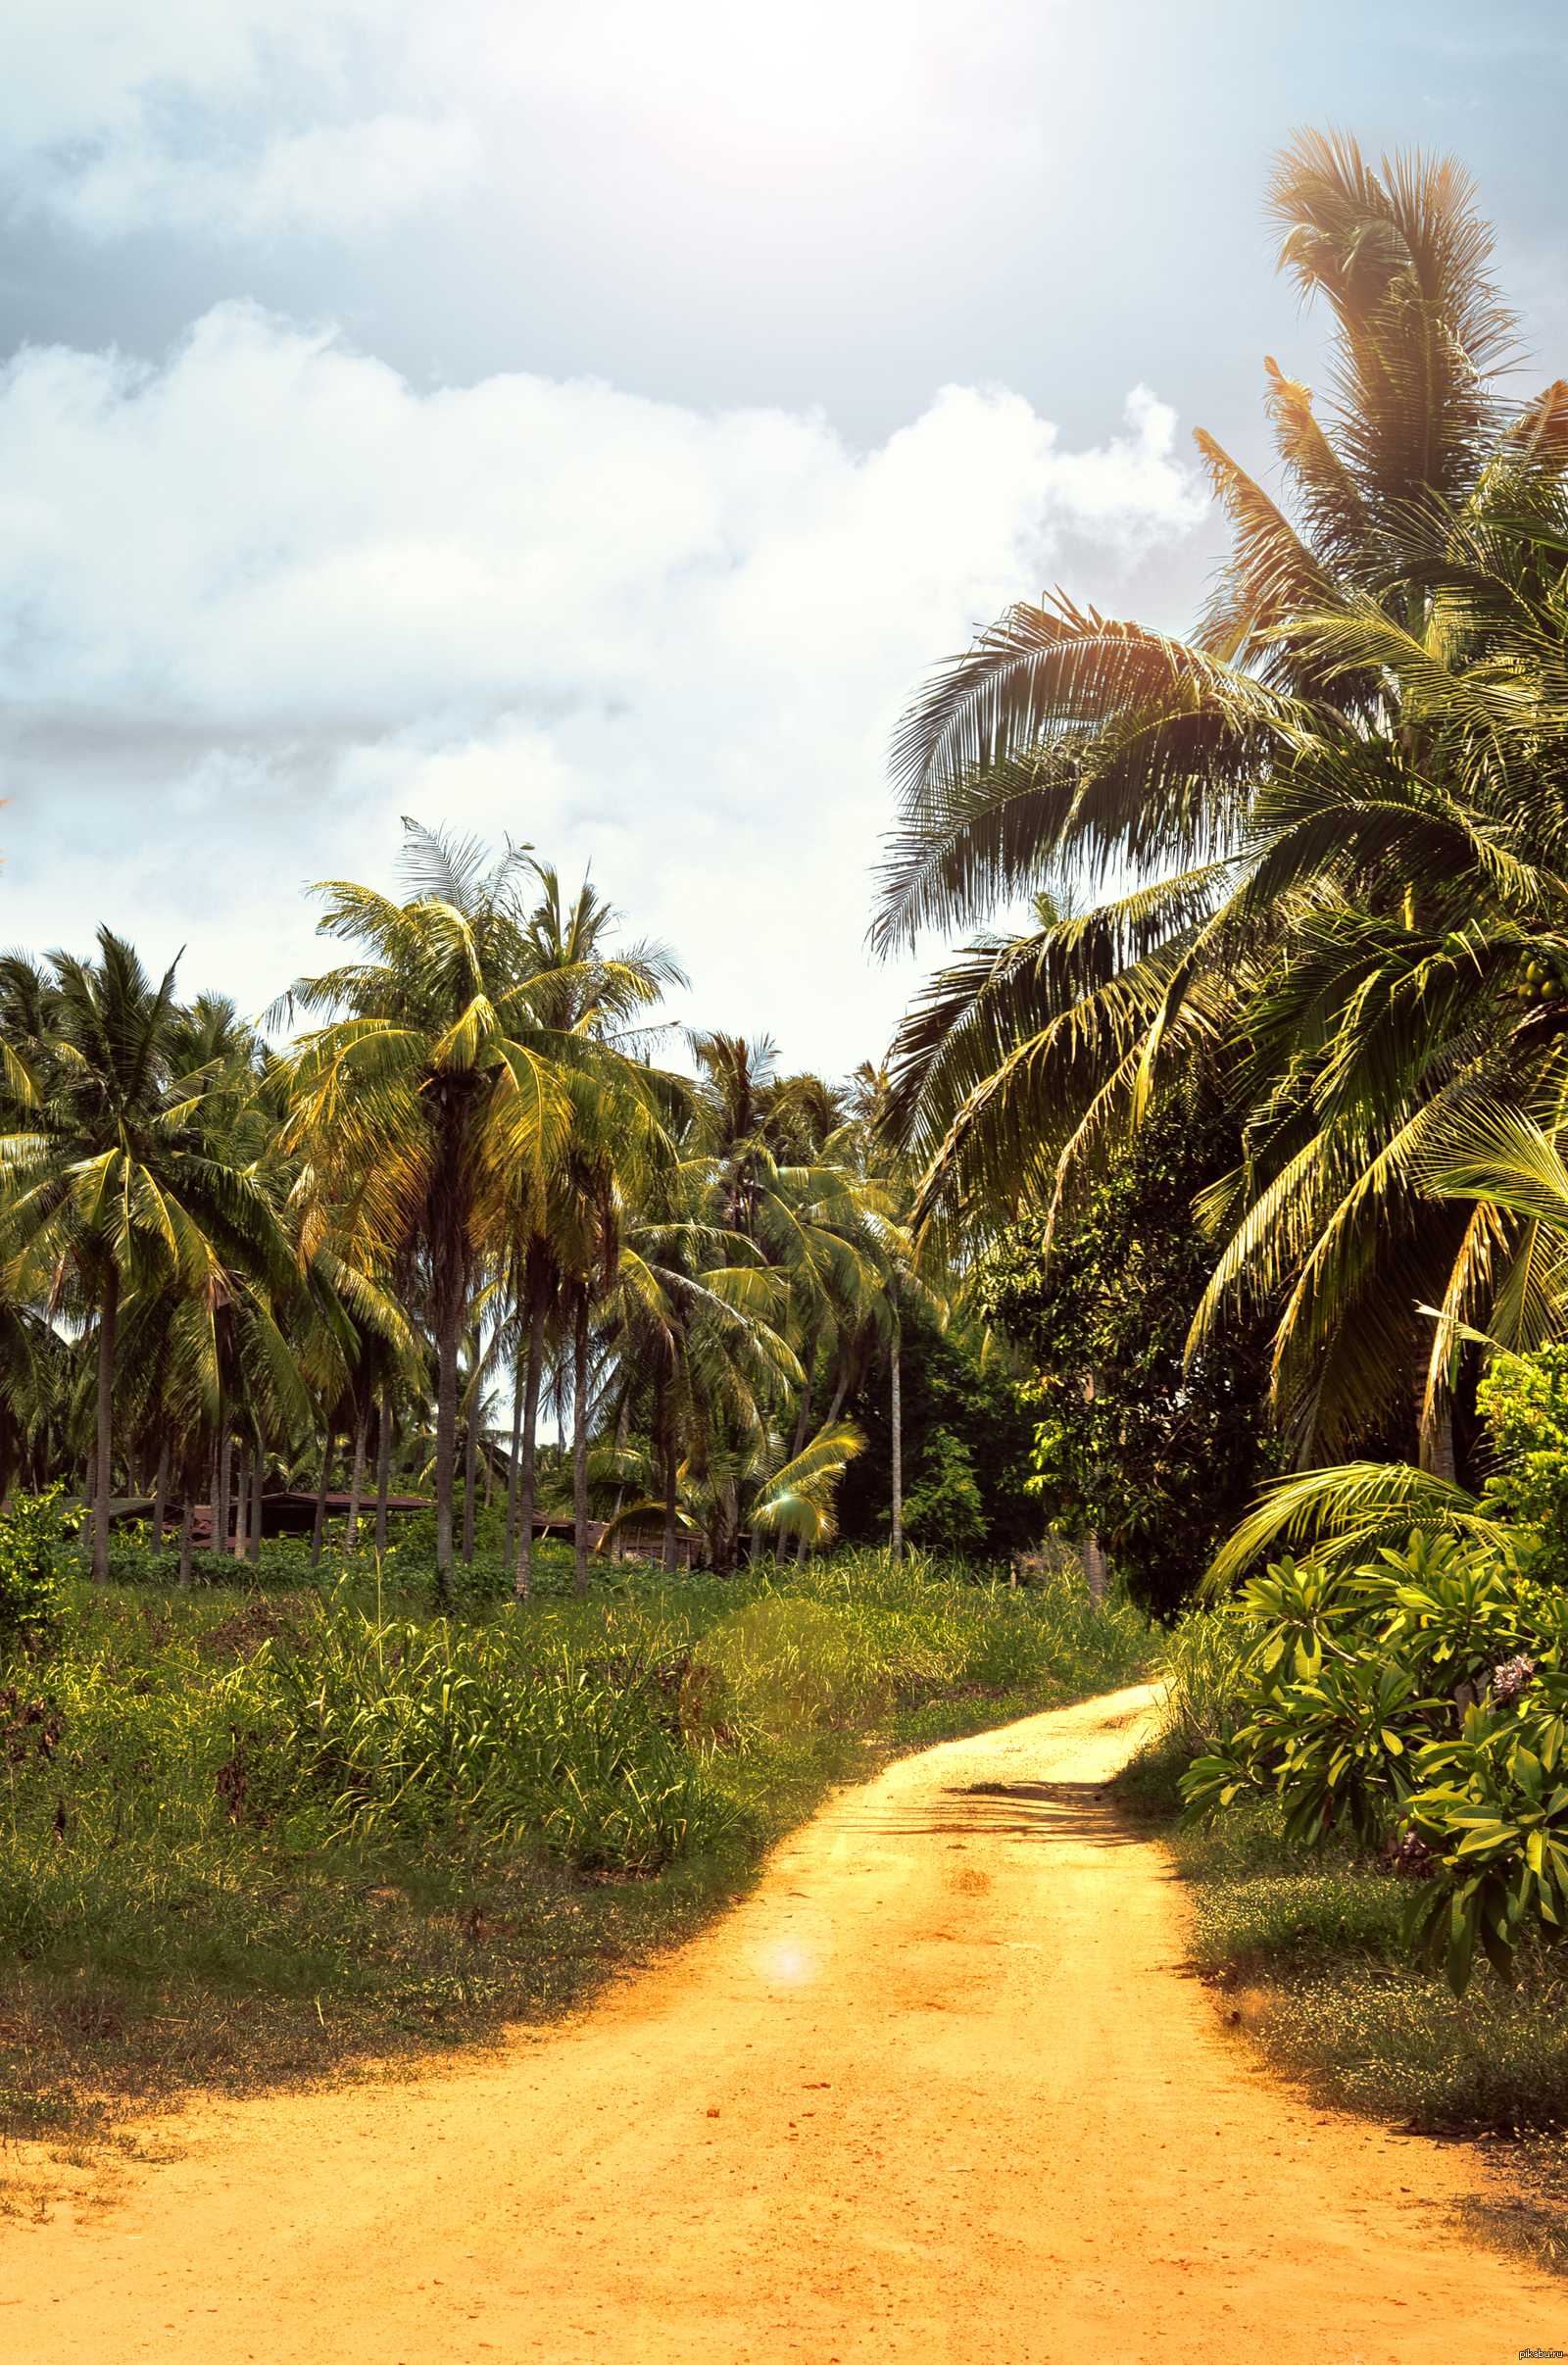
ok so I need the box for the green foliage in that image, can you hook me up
[1478,1342,1568,1567]
[1170,1798,1568,2133]
[0,1491,67,1652]
[900,1426,985,1554]
[1179,1529,1568,1993]
[259,1610,742,1873]
[979,1103,1282,1617]
[833,1302,1042,1559]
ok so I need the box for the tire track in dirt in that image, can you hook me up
[7,1682,1561,2362]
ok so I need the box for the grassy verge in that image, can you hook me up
[0,1545,1152,2181]
[1115,1629,1568,2266]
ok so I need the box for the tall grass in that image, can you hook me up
[262,1610,742,1869]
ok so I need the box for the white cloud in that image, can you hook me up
[0,0,1063,248]
[1,0,472,239]
[0,304,1206,1067]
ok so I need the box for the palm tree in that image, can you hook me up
[280,828,569,1599]
[880,128,1568,1463]
[282,824,684,1601]
[0,931,295,1581]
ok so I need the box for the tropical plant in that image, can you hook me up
[877,127,1568,1468]
[1179,1528,1568,1995]
[0,931,296,1582]
[977,1100,1282,1613]
[279,826,680,1601]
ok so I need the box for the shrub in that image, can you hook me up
[1179,1530,1568,1992]
[0,1492,68,1654]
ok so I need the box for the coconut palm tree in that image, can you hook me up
[0,930,296,1581]
[281,824,686,1601]
[881,128,1568,1463]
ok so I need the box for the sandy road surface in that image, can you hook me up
[7,1683,1563,2363]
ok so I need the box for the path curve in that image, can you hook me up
[8,1683,1562,2361]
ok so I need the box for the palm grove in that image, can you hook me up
[0,828,1042,1600]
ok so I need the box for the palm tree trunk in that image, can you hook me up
[663,1430,679,1575]
[514,1299,545,1602]
[504,1350,524,1563]
[374,1396,392,1559]
[206,1434,219,1563]
[311,1432,330,1570]
[572,1287,590,1600]
[177,1496,195,1590]
[1081,1365,1105,1603]
[434,1306,461,1610]
[81,1448,96,1547]
[151,1439,170,1556]
[92,1264,119,1585]
[889,1293,903,1567]
[610,1394,630,1560]
[462,1408,478,1567]
[218,1421,230,1555]
[431,1103,470,1612]
[249,1445,263,1566]
[778,1328,819,1564]
[233,1441,249,1562]
[346,1398,368,1554]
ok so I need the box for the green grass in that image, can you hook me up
[1138,1731,1568,2143]
[0,1545,1152,2143]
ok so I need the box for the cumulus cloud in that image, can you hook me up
[0,304,1207,1064]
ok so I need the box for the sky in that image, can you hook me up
[2,0,1567,1073]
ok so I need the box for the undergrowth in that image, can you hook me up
[0,1540,1152,2147]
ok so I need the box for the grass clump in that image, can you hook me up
[0,1538,1152,2135]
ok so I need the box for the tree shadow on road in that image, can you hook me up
[833,1779,1147,1848]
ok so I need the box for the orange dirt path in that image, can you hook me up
[8,1682,1562,2362]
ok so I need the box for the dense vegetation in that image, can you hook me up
[15,120,1568,2202]
[1102,1338,1568,2156]
[977,1101,1284,1615]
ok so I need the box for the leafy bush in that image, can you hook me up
[1179,1530,1568,1992]
[0,1491,68,1653]
[977,1101,1284,1618]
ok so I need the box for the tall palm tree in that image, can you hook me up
[0,930,295,1580]
[282,824,683,1601]
[281,828,569,1599]
[880,128,1568,1462]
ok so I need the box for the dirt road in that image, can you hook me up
[8,1683,1562,2362]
